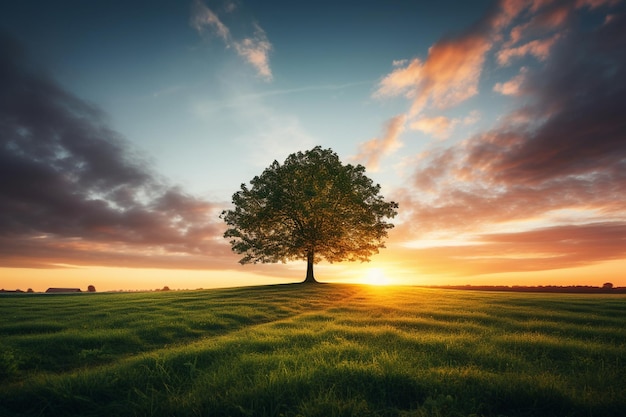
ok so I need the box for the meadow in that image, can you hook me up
[1,284,625,417]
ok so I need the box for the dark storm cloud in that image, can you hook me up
[0,33,230,268]
[471,13,626,186]
[394,4,626,273]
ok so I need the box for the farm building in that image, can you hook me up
[45,288,82,293]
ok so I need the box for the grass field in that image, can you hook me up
[1,284,625,417]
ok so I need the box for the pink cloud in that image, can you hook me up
[494,67,528,96]
[507,6,569,45]
[497,34,561,66]
[234,24,272,81]
[491,0,532,31]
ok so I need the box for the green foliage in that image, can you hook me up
[221,147,398,281]
[0,286,625,416]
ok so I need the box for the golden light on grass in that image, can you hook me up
[366,268,390,286]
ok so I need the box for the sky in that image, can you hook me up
[1,0,625,291]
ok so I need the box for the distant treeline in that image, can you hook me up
[0,285,176,294]
[429,285,626,294]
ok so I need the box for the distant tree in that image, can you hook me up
[602,282,613,290]
[221,146,398,283]
[161,286,170,291]
[87,285,96,292]
[27,288,34,293]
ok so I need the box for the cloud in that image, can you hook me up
[389,222,626,277]
[576,0,622,9]
[193,80,371,115]
[505,5,569,46]
[497,34,561,66]
[353,115,406,172]
[370,0,619,147]
[374,58,423,99]
[496,0,620,67]
[493,67,528,96]
[409,112,479,140]
[233,24,272,80]
[409,116,457,140]
[364,4,502,165]
[191,0,230,41]
[463,110,481,125]
[375,32,491,116]
[0,33,232,269]
[191,0,273,81]
[392,4,626,275]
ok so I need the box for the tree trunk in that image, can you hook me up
[303,249,318,283]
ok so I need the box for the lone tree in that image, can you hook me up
[221,146,398,283]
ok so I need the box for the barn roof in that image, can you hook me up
[45,288,82,293]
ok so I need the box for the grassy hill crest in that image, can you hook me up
[1,283,625,416]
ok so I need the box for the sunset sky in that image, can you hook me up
[1,0,625,291]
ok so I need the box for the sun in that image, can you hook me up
[366,268,390,286]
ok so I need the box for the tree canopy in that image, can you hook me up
[221,146,398,283]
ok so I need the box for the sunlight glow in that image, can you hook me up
[366,268,390,286]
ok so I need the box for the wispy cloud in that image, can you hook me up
[193,81,371,115]
[497,34,561,66]
[191,0,273,81]
[191,0,230,40]
[353,114,406,172]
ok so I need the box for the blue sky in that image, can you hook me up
[2,0,626,290]
[1,0,492,198]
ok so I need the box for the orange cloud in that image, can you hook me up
[376,34,491,116]
[410,116,456,139]
[353,115,406,172]
[375,58,423,99]
[410,111,481,140]
[386,222,626,279]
